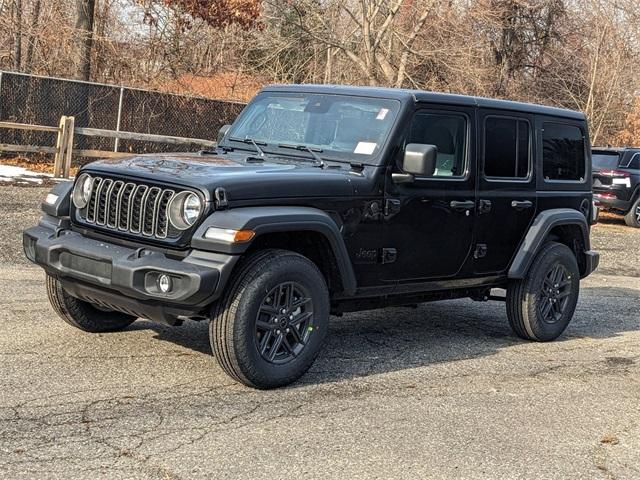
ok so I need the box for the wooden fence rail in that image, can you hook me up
[0,117,217,178]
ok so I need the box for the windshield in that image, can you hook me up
[224,92,401,164]
[592,152,621,170]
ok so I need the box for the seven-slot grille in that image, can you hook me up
[79,177,177,239]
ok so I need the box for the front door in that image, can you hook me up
[383,106,476,282]
[474,110,537,274]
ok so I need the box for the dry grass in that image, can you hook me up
[0,156,79,177]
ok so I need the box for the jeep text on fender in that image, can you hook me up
[24,85,599,388]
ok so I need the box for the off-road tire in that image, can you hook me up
[623,196,640,228]
[46,275,136,332]
[506,242,580,342]
[210,249,329,389]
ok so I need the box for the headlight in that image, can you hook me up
[168,191,202,230]
[72,173,93,208]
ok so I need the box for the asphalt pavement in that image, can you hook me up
[0,186,638,479]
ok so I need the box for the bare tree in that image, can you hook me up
[75,0,96,80]
[25,0,42,69]
[13,0,22,69]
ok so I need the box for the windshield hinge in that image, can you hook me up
[384,198,401,217]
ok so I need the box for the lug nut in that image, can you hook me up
[289,315,293,320]
[286,328,290,333]
[276,330,281,334]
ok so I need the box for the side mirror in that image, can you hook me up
[217,124,231,144]
[392,144,437,183]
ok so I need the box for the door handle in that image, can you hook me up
[511,200,533,210]
[450,200,475,212]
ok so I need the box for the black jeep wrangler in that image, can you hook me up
[592,147,640,227]
[24,85,599,389]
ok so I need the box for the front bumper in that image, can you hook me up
[583,250,600,278]
[23,222,238,324]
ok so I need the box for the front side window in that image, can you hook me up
[224,93,400,164]
[406,113,467,177]
[484,117,530,179]
[542,123,586,181]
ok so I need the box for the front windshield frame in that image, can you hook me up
[222,92,403,165]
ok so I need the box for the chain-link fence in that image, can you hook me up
[0,71,246,160]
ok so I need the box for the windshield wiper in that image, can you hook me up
[229,136,267,157]
[278,143,325,167]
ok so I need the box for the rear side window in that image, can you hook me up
[542,123,586,181]
[484,117,530,179]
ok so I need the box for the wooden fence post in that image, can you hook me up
[53,116,75,179]
[62,116,75,178]
[53,116,67,178]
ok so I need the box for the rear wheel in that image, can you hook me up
[623,197,640,228]
[210,249,329,389]
[506,242,580,341]
[46,275,136,332]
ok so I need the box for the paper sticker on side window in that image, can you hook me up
[354,142,377,155]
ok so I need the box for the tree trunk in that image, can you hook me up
[14,0,23,70]
[25,0,42,69]
[75,0,96,81]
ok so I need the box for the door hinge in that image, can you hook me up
[384,198,401,217]
[474,243,487,259]
[381,247,397,264]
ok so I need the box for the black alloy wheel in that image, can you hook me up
[538,263,573,324]
[506,241,580,342]
[255,282,314,364]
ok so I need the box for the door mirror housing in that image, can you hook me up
[217,124,231,144]
[392,143,438,183]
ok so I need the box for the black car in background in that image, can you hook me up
[592,147,640,227]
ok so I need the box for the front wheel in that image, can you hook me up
[46,275,137,332]
[624,197,640,228]
[506,242,580,341]
[210,249,329,389]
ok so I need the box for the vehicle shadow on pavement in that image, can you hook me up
[129,285,639,386]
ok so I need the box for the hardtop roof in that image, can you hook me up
[261,84,586,121]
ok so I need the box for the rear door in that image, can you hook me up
[474,111,537,274]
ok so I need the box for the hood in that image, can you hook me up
[83,152,366,202]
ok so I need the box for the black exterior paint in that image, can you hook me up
[25,84,598,321]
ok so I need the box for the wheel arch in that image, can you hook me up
[508,208,592,279]
[192,206,357,295]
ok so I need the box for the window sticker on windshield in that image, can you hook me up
[376,108,389,120]
[354,141,377,155]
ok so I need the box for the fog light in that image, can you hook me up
[157,274,172,293]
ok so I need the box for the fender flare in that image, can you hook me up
[191,206,357,295]
[508,208,590,279]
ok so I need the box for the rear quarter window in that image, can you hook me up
[623,153,640,170]
[542,123,586,182]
